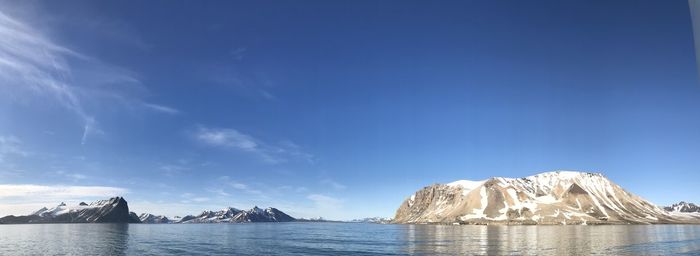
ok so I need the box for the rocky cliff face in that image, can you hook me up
[393,171,700,225]
[0,197,141,224]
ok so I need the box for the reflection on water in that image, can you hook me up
[402,225,700,255]
[0,223,129,255]
[0,223,699,255]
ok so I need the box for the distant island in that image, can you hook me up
[393,170,700,225]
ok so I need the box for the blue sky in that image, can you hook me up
[0,0,698,220]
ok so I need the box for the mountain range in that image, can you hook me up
[0,197,140,224]
[2,171,697,225]
[393,171,700,225]
[0,197,295,224]
[350,217,393,224]
[158,206,295,224]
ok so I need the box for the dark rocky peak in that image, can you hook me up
[664,201,700,213]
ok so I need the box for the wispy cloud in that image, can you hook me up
[194,126,313,164]
[143,103,180,115]
[230,47,247,61]
[217,176,264,196]
[206,188,230,197]
[0,9,177,145]
[195,127,258,151]
[0,135,28,163]
[0,135,29,178]
[159,164,189,177]
[53,170,88,181]
[0,184,126,200]
[179,192,210,203]
[321,179,347,190]
[307,194,343,210]
[0,10,95,143]
[206,51,277,101]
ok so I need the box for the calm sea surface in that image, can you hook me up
[0,223,698,255]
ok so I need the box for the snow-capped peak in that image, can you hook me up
[395,170,698,225]
[525,170,604,182]
[664,201,700,213]
[30,207,49,216]
[447,180,485,191]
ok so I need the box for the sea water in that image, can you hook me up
[0,223,699,255]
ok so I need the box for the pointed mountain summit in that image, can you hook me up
[139,213,171,224]
[664,201,700,213]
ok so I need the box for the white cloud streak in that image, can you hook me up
[196,127,258,151]
[0,184,127,199]
[307,194,343,210]
[0,10,96,143]
[217,176,264,196]
[0,9,178,145]
[321,179,347,190]
[194,126,313,164]
[0,135,27,162]
[143,103,180,115]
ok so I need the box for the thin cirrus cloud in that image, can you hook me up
[0,9,178,144]
[194,126,313,164]
[320,179,347,190]
[0,135,28,163]
[0,135,29,179]
[0,10,94,144]
[307,194,343,210]
[217,176,264,196]
[179,192,210,203]
[143,103,180,115]
[0,184,127,200]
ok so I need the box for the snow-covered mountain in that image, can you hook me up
[664,201,700,213]
[393,171,700,225]
[139,213,171,224]
[177,207,242,223]
[0,197,140,224]
[177,206,294,223]
[1,199,295,224]
[351,217,393,224]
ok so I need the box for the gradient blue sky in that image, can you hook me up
[0,0,698,220]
